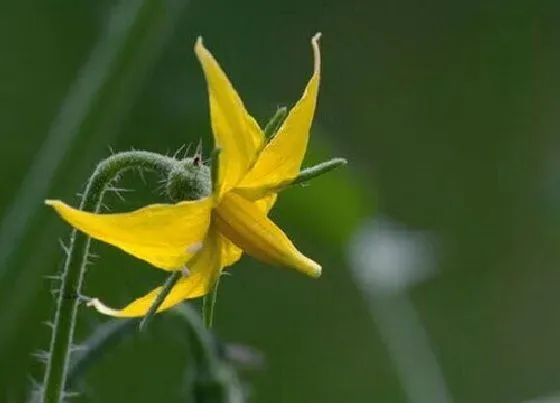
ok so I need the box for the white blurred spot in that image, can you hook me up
[349,218,437,295]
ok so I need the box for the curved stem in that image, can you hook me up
[42,151,177,403]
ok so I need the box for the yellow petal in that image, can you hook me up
[194,37,264,199]
[255,192,277,213]
[214,192,321,278]
[88,229,222,317]
[219,192,277,269]
[220,234,242,268]
[236,33,321,194]
[45,198,212,270]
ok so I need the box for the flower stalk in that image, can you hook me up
[202,274,221,329]
[42,151,178,402]
[174,304,245,403]
[200,148,222,329]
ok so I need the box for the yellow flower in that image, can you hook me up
[46,33,322,317]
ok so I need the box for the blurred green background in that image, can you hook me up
[1,0,560,402]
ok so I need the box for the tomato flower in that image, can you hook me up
[46,33,323,317]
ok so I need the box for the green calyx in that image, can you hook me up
[166,156,212,202]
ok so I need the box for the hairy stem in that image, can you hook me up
[42,151,177,402]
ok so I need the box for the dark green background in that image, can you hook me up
[1,0,560,402]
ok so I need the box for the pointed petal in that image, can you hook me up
[255,192,277,213]
[88,229,222,317]
[237,33,321,194]
[220,234,242,268]
[194,37,264,198]
[45,198,212,270]
[214,192,321,278]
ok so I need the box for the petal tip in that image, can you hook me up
[45,199,64,211]
[87,297,122,317]
[194,36,204,54]
[299,253,322,278]
[311,33,321,76]
[310,263,322,278]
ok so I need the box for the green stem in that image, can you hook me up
[200,147,223,330]
[139,271,181,331]
[174,304,245,403]
[42,151,177,403]
[173,304,220,372]
[202,274,221,329]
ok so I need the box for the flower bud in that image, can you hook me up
[166,157,211,202]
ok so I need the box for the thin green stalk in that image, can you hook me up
[139,271,182,331]
[173,304,220,372]
[202,274,222,329]
[200,148,222,329]
[174,304,245,403]
[42,151,177,403]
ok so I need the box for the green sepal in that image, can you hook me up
[291,157,348,186]
[139,270,182,331]
[263,106,288,138]
[236,157,348,200]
